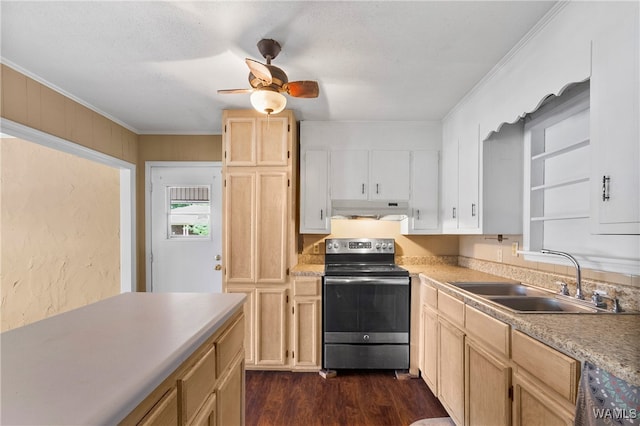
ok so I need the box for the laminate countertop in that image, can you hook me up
[292,263,640,386]
[0,292,246,425]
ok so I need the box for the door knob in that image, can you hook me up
[215,264,222,271]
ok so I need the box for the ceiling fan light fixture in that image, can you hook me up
[250,89,286,115]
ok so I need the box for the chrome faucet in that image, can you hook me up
[540,249,584,299]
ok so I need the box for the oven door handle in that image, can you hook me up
[324,276,409,285]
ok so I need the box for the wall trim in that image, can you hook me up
[0,59,139,134]
[443,1,570,122]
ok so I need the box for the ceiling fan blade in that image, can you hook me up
[245,58,272,85]
[217,88,254,95]
[286,81,320,98]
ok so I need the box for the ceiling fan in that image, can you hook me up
[218,38,320,115]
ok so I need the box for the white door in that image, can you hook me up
[150,164,222,293]
[329,150,369,200]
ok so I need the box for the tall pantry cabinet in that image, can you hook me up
[222,110,297,370]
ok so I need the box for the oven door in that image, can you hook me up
[323,276,410,344]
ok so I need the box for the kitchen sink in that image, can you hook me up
[449,282,550,297]
[485,296,602,313]
[447,281,618,313]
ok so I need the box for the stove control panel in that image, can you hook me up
[325,238,395,254]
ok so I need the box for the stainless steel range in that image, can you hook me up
[323,238,410,370]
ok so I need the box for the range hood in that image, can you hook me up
[330,199,409,220]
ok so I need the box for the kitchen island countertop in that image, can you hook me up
[0,292,246,425]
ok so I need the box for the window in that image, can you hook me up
[168,186,211,238]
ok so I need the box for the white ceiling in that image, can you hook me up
[1,1,557,135]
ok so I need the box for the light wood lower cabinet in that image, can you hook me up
[438,317,465,426]
[216,354,245,426]
[465,338,511,426]
[418,279,580,426]
[292,277,321,370]
[119,311,245,426]
[512,369,574,426]
[511,330,579,426]
[420,304,438,394]
[256,287,288,366]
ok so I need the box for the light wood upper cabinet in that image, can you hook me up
[224,169,288,284]
[255,171,288,283]
[224,171,256,283]
[223,110,291,167]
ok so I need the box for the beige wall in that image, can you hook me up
[301,220,459,257]
[136,134,222,289]
[1,138,120,331]
[459,235,640,287]
[1,64,136,330]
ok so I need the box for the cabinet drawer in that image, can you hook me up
[437,291,464,327]
[294,278,320,297]
[137,387,178,426]
[465,305,510,358]
[512,330,579,403]
[216,315,244,375]
[422,283,438,309]
[179,344,216,424]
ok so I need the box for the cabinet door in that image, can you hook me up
[421,305,438,395]
[370,150,410,200]
[216,356,244,426]
[465,338,510,426]
[330,150,369,200]
[224,171,255,283]
[590,2,640,234]
[225,118,256,166]
[441,135,459,232]
[438,317,465,426]
[512,370,574,426]
[255,171,288,283]
[257,116,289,166]
[457,123,480,231]
[191,392,216,426]
[300,149,329,233]
[409,150,439,232]
[225,287,255,366]
[255,288,288,366]
[292,298,321,369]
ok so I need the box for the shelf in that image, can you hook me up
[531,213,589,222]
[531,138,589,162]
[531,176,589,192]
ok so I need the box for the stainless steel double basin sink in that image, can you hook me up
[448,282,606,313]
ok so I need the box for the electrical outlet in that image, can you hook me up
[512,242,519,257]
[496,248,503,263]
[313,243,320,254]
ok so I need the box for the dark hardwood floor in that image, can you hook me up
[245,370,448,426]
